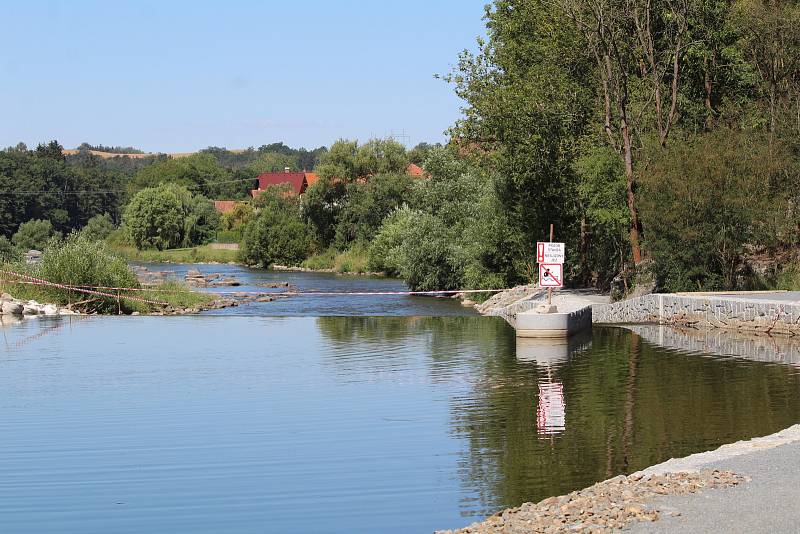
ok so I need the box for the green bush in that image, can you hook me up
[367,149,523,291]
[639,129,799,291]
[123,183,219,250]
[80,213,116,241]
[240,210,312,268]
[0,236,21,263]
[28,234,141,313]
[12,219,61,251]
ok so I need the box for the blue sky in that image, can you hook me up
[1,1,488,152]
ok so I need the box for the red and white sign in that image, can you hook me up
[536,242,565,264]
[539,263,563,288]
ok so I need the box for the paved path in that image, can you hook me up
[683,291,800,303]
[626,437,800,533]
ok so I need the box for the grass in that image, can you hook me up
[301,245,372,274]
[0,271,214,314]
[111,244,240,264]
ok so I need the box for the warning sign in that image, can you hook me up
[536,242,565,264]
[539,263,563,288]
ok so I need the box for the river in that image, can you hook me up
[2,269,800,533]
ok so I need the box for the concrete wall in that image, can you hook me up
[593,294,800,336]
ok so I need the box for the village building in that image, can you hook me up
[248,164,424,200]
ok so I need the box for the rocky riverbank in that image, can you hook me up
[0,293,80,317]
[437,470,745,534]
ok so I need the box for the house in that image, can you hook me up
[250,165,427,199]
[407,163,425,177]
[251,168,318,198]
[213,200,240,214]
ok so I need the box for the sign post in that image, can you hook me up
[536,224,565,311]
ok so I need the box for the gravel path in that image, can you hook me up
[625,439,800,533]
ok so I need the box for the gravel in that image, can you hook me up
[436,470,746,534]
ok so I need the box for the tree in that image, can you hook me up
[80,213,116,241]
[445,1,593,269]
[130,154,234,199]
[558,0,695,265]
[316,138,409,183]
[639,128,799,290]
[123,183,219,250]
[12,219,60,251]
[240,210,313,267]
[729,0,800,135]
[334,173,413,247]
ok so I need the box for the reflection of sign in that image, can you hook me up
[537,381,565,436]
[536,242,565,264]
[539,263,563,287]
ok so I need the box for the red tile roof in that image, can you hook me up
[255,172,308,196]
[304,172,320,187]
[407,163,425,177]
[213,200,239,214]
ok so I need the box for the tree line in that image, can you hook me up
[445,0,800,292]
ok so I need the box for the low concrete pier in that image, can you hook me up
[515,305,593,338]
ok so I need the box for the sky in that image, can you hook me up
[0,0,488,153]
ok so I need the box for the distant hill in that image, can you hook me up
[62,148,249,159]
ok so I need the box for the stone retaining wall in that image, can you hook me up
[624,324,800,366]
[593,295,800,336]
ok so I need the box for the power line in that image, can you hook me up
[0,175,260,196]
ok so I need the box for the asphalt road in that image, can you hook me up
[625,441,800,533]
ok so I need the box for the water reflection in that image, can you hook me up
[516,334,592,438]
[2,318,800,533]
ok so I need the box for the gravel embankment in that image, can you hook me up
[436,470,746,534]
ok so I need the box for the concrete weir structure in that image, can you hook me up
[478,289,610,338]
[515,305,593,338]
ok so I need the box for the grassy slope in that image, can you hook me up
[111,244,240,264]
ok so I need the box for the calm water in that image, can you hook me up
[2,315,800,533]
[134,262,476,316]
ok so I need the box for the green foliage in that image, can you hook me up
[112,244,239,264]
[31,234,140,313]
[0,236,20,263]
[316,138,409,183]
[129,153,247,199]
[123,183,219,250]
[575,146,630,286]
[80,213,116,241]
[240,209,313,268]
[302,178,347,247]
[220,202,254,233]
[0,141,124,238]
[368,149,523,291]
[334,173,413,247]
[639,128,799,291]
[78,142,145,154]
[12,219,60,251]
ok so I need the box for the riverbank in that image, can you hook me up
[440,424,800,533]
[112,244,241,265]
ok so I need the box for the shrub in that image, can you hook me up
[240,210,312,267]
[123,183,219,250]
[639,129,799,291]
[32,234,140,313]
[12,219,60,251]
[80,213,116,241]
[0,236,20,263]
